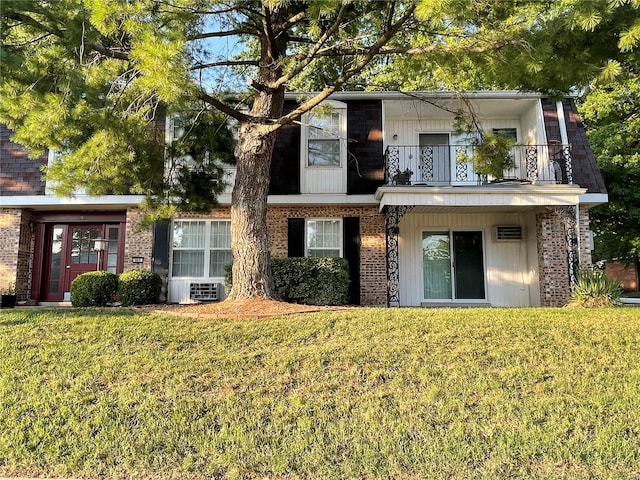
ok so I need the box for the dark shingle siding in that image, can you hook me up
[346,100,384,194]
[0,124,48,196]
[542,99,607,194]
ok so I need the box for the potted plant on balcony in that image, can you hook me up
[392,168,413,185]
[1,280,16,309]
[471,131,516,182]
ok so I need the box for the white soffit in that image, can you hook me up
[375,185,586,210]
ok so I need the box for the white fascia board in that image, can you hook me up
[375,185,586,210]
[285,91,544,102]
[213,194,378,206]
[0,195,145,209]
[269,194,378,204]
[579,193,608,207]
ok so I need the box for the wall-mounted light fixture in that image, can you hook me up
[93,237,108,271]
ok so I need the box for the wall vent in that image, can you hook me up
[189,283,219,301]
[494,225,524,242]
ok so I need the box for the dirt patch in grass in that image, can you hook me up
[146,297,351,320]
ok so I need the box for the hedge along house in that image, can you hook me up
[0,91,607,307]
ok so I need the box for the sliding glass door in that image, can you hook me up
[422,230,485,300]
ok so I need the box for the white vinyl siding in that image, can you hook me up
[398,212,539,307]
[307,111,341,166]
[301,101,348,194]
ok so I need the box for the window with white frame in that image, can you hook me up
[171,220,231,277]
[306,219,342,257]
[303,102,346,167]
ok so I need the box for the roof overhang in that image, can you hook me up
[0,195,145,211]
[578,193,608,208]
[374,185,587,212]
[285,90,545,101]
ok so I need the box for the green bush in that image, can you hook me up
[225,257,350,305]
[568,267,622,307]
[118,270,163,306]
[70,271,118,307]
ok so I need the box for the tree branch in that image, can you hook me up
[272,4,349,90]
[187,28,256,41]
[189,60,259,70]
[197,91,271,124]
[3,11,63,37]
[87,42,130,61]
[275,3,418,128]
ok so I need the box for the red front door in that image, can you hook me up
[65,225,102,296]
[41,223,121,301]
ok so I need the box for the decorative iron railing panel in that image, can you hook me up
[384,144,573,186]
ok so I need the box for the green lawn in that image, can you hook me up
[1,307,639,480]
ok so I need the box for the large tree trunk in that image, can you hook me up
[227,2,287,299]
[228,119,280,299]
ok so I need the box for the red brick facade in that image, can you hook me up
[0,208,34,300]
[170,204,388,306]
[536,206,593,307]
[606,261,639,292]
[124,208,154,271]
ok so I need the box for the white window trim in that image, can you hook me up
[305,218,343,258]
[170,219,231,278]
[301,100,348,169]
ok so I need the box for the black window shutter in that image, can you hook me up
[151,220,170,302]
[288,218,305,257]
[343,217,361,305]
[152,220,170,274]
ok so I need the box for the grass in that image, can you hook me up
[1,307,639,479]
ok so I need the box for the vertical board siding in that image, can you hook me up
[399,212,538,307]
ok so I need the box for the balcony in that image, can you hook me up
[384,144,573,186]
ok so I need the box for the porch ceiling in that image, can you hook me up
[375,185,586,211]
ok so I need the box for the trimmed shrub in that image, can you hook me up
[225,257,350,305]
[568,267,622,307]
[70,271,118,307]
[118,270,163,306]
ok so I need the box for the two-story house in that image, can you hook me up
[0,91,607,307]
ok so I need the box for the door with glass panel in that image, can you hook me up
[419,133,450,184]
[422,231,485,300]
[42,223,121,301]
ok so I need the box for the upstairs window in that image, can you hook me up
[303,101,347,167]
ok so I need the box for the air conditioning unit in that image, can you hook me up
[189,283,219,301]
[494,225,524,242]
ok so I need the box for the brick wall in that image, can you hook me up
[536,209,571,306]
[167,204,387,306]
[0,209,21,295]
[123,208,154,271]
[16,210,34,301]
[267,205,387,306]
[0,124,47,196]
[0,208,33,300]
[606,261,638,292]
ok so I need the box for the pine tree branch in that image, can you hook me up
[272,4,349,90]
[187,28,257,40]
[275,3,418,128]
[87,42,130,61]
[190,60,259,70]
